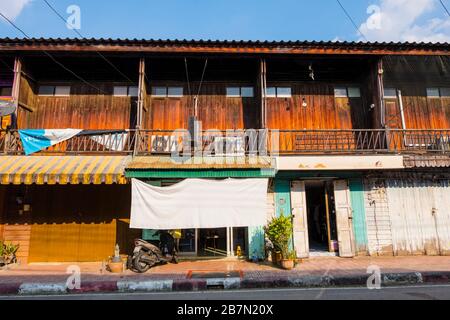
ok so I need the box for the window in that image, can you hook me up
[334,87,348,98]
[441,88,450,98]
[151,86,184,98]
[277,87,291,98]
[334,86,361,98]
[226,86,254,98]
[167,86,183,97]
[266,86,291,98]
[114,86,138,97]
[383,88,397,99]
[426,87,450,98]
[38,85,70,96]
[54,86,71,96]
[241,87,254,98]
[0,86,12,96]
[348,87,361,98]
[128,86,139,97]
[265,87,276,98]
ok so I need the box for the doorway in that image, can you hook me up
[305,181,338,256]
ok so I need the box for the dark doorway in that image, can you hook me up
[305,181,338,255]
[198,228,227,256]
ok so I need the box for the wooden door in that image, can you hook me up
[290,181,309,258]
[333,180,355,257]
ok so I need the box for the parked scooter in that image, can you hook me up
[128,230,178,273]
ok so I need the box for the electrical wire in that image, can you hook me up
[335,0,368,41]
[42,0,135,85]
[0,11,106,94]
[439,0,450,17]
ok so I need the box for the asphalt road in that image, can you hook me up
[1,284,449,300]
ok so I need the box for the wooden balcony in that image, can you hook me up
[1,129,450,156]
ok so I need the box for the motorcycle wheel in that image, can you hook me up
[132,251,157,273]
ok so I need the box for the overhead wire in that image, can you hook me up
[42,0,136,85]
[439,0,450,17]
[335,0,368,41]
[0,11,106,94]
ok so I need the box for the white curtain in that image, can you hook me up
[130,178,269,229]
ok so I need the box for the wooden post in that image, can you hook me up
[259,59,267,129]
[377,58,385,128]
[134,57,146,156]
[11,57,22,129]
[324,183,333,252]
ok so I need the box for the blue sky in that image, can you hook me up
[0,0,449,42]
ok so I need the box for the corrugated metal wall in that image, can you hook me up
[364,179,394,256]
[386,179,450,256]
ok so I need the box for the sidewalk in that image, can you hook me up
[1,256,450,295]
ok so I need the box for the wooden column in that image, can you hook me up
[137,57,146,130]
[258,58,267,129]
[11,57,22,129]
[134,58,146,156]
[376,58,385,128]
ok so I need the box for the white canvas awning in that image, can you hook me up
[130,178,269,229]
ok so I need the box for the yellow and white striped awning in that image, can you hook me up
[0,156,131,185]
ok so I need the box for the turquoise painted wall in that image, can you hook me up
[274,180,292,217]
[349,178,368,253]
[248,226,265,260]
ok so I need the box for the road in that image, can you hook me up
[0,284,449,300]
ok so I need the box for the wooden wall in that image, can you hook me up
[0,184,138,263]
[384,85,450,129]
[17,82,137,129]
[265,83,369,130]
[143,82,260,130]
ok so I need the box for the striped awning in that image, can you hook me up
[0,156,131,185]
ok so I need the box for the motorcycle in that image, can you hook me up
[128,231,178,273]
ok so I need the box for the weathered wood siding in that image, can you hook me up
[1,185,138,263]
[384,86,450,129]
[18,83,136,129]
[143,82,260,130]
[265,83,369,130]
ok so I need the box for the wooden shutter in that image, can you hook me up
[290,181,309,258]
[334,180,355,257]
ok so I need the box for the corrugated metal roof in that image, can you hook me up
[126,156,273,170]
[0,37,448,51]
[404,155,450,168]
[0,155,131,184]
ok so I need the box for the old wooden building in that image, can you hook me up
[0,38,449,263]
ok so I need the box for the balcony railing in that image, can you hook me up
[1,130,136,155]
[1,129,450,156]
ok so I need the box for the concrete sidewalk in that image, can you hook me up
[1,256,450,295]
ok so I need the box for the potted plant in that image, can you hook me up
[0,241,19,267]
[264,215,293,269]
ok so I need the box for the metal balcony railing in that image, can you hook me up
[1,129,450,156]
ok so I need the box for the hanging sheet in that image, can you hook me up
[18,129,82,155]
[130,178,269,229]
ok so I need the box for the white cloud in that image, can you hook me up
[359,0,450,43]
[0,0,32,21]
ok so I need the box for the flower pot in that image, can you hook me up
[108,261,124,273]
[280,259,294,270]
[271,250,282,265]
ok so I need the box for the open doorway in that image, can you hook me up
[305,181,338,256]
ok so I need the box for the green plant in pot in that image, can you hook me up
[0,241,19,266]
[264,215,294,269]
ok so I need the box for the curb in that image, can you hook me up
[1,271,449,296]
